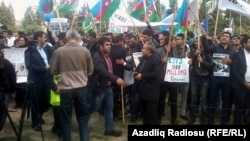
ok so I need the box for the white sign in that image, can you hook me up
[132,52,142,67]
[224,27,233,33]
[49,18,69,32]
[123,56,134,87]
[164,57,190,82]
[4,48,28,83]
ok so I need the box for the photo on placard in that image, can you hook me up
[16,63,27,76]
[212,53,230,77]
[132,52,142,67]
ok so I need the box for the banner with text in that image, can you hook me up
[164,57,189,83]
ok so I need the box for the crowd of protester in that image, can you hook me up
[0,23,250,141]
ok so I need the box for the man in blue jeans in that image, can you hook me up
[91,36,124,137]
[201,31,235,125]
[50,29,94,141]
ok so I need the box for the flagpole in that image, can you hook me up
[240,15,242,35]
[121,86,125,123]
[169,0,178,43]
[214,0,220,37]
[53,0,63,32]
[143,0,147,21]
[229,10,231,27]
[196,0,200,67]
[71,11,76,29]
[166,0,179,57]
[204,1,208,35]
[121,0,145,45]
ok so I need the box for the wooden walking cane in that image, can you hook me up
[121,86,125,123]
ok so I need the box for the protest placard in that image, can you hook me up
[212,53,230,77]
[132,52,142,67]
[164,57,190,83]
[4,48,28,82]
[49,18,68,32]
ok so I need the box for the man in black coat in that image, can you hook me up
[109,34,127,120]
[232,36,250,124]
[0,49,16,132]
[24,31,53,131]
[134,41,162,125]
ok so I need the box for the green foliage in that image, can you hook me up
[168,0,177,14]
[6,25,18,32]
[0,1,15,26]
[22,24,45,33]
[222,10,250,35]
[21,6,45,32]
[202,8,250,37]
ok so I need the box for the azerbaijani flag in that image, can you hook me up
[59,0,79,12]
[146,0,158,22]
[130,0,145,20]
[175,0,189,27]
[201,15,212,34]
[83,3,91,27]
[38,0,53,14]
[90,0,120,21]
[22,9,33,24]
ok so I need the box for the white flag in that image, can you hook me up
[218,0,250,18]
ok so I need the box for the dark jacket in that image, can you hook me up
[109,44,127,78]
[201,36,235,78]
[91,50,119,93]
[201,36,235,61]
[0,57,16,93]
[232,48,247,88]
[87,42,98,57]
[135,53,162,101]
[24,44,53,82]
[190,51,213,78]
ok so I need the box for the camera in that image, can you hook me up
[27,40,38,50]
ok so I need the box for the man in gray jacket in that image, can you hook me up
[50,29,94,141]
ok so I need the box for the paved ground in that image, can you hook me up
[1,96,230,141]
